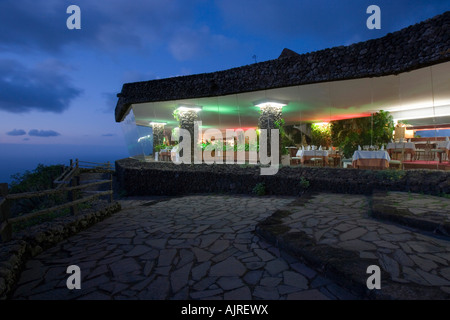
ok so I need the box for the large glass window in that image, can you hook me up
[121,108,144,160]
[136,125,153,157]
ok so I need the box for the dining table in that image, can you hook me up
[436,141,450,162]
[386,142,415,161]
[295,149,329,166]
[352,150,391,169]
[436,141,450,148]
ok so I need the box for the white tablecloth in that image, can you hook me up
[437,141,450,150]
[296,150,329,157]
[386,142,415,150]
[352,151,391,161]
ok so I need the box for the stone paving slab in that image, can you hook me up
[10,195,356,300]
[256,193,450,300]
[372,191,450,236]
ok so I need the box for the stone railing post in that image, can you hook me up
[178,110,199,163]
[258,104,283,163]
[151,123,165,152]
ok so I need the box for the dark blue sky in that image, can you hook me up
[0,0,449,148]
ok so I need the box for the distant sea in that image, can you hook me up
[419,129,450,138]
[0,144,129,185]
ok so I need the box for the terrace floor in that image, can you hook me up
[257,192,450,299]
[10,192,450,300]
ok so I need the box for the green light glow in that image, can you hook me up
[202,105,242,115]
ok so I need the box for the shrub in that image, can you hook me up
[9,164,66,217]
[252,182,266,196]
[299,177,310,189]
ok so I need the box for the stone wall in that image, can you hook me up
[0,201,121,299]
[115,158,450,196]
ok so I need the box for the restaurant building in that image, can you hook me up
[115,11,450,170]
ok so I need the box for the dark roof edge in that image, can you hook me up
[115,11,450,122]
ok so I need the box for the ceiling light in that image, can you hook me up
[177,105,202,112]
[254,99,288,109]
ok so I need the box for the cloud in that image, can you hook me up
[28,129,61,137]
[0,0,200,54]
[6,129,26,136]
[215,0,450,49]
[0,59,82,113]
[1,0,445,59]
[169,26,237,61]
[102,133,115,137]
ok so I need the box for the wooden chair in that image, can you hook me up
[431,148,446,163]
[328,157,335,167]
[424,140,433,161]
[389,144,404,170]
[389,159,402,170]
[414,148,425,161]
[291,156,301,166]
[341,158,353,168]
[310,157,324,167]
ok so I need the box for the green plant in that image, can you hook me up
[280,135,292,155]
[311,123,331,147]
[199,140,212,151]
[9,164,66,217]
[171,127,180,141]
[154,144,171,152]
[274,118,293,155]
[172,109,181,121]
[252,183,266,196]
[299,177,310,189]
[154,144,163,152]
[274,119,285,131]
[330,110,394,158]
[234,142,258,152]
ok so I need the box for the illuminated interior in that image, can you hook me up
[130,62,450,134]
[121,61,450,161]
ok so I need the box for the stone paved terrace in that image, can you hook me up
[257,193,450,299]
[372,191,450,236]
[11,195,356,300]
[9,192,450,300]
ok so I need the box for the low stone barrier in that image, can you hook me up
[371,191,450,236]
[0,201,121,299]
[115,158,450,196]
